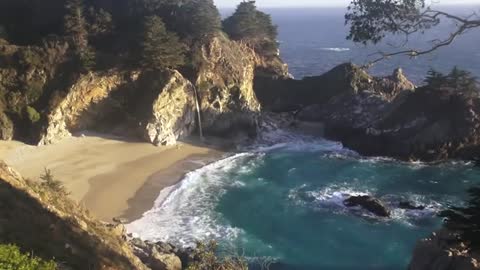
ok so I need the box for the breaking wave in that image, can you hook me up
[320,47,351,52]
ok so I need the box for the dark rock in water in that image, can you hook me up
[343,195,391,217]
[398,201,426,210]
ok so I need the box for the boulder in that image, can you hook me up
[343,195,391,217]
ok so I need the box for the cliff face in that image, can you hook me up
[0,33,289,146]
[256,62,480,161]
[0,161,147,270]
[195,35,262,138]
[143,70,196,146]
[409,230,480,270]
[0,42,70,142]
[38,72,128,145]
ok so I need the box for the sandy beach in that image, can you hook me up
[0,134,225,222]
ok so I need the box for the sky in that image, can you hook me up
[214,0,480,8]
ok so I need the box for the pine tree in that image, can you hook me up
[64,0,88,52]
[141,15,186,70]
[175,0,221,41]
[424,69,447,88]
[64,0,95,71]
[222,1,278,55]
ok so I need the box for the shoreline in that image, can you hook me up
[119,150,226,222]
[0,133,228,222]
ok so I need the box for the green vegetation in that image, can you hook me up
[425,67,478,95]
[441,186,480,249]
[175,0,221,41]
[64,0,95,71]
[223,1,278,56]
[141,16,186,70]
[25,106,40,123]
[0,244,56,270]
[40,168,69,195]
[187,240,248,270]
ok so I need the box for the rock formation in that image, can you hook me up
[142,70,196,146]
[195,35,262,138]
[256,62,480,162]
[399,201,426,211]
[38,72,128,145]
[409,229,480,270]
[343,195,391,217]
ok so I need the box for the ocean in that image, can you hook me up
[271,6,480,83]
[127,7,480,270]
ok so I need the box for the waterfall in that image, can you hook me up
[192,85,204,140]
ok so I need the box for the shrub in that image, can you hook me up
[0,244,56,270]
[186,240,248,270]
[25,106,41,123]
[17,48,43,69]
[40,168,69,195]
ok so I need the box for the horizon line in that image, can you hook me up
[217,3,480,8]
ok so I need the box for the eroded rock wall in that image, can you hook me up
[409,230,480,270]
[143,70,196,146]
[195,35,262,138]
[38,72,128,145]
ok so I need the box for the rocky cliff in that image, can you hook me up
[409,230,480,270]
[0,161,148,269]
[194,34,289,139]
[256,62,480,162]
[0,34,289,146]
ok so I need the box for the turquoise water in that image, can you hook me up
[127,136,480,270]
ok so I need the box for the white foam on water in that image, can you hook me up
[289,184,445,226]
[126,152,254,247]
[320,47,351,52]
[127,128,469,248]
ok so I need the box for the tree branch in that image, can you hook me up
[363,8,480,69]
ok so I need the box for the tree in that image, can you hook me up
[64,0,95,71]
[447,67,478,94]
[425,69,447,88]
[40,168,69,195]
[424,67,478,95]
[175,0,222,41]
[87,7,113,36]
[223,1,278,55]
[345,0,480,66]
[441,186,480,249]
[141,15,186,70]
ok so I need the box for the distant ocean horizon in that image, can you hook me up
[222,6,480,83]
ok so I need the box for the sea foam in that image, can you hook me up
[126,152,253,246]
